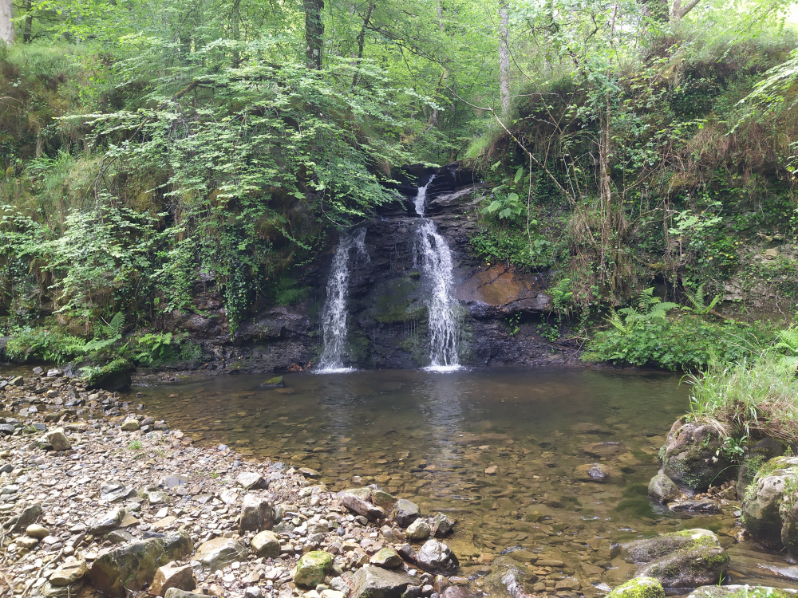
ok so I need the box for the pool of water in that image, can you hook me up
[133,366,756,586]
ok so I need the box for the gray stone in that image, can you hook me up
[668,500,720,513]
[45,428,71,451]
[195,537,248,572]
[430,513,454,537]
[741,456,798,550]
[342,490,384,521]
[648,472,681,504]
[161,475,189,489]
[87,533,193,598]
[406,519,430,541]
[352,565,416,598]
[0,424,15,435]
[575,463,611,483]
[416,540,459,575]
[370,547,403,568]
[251,530,281,557]
[239,493,274,532]
[236,472,267,490]
[686,586,797,598]
[88,507,126,535]
[165,590,207,598]
[7,503,42,533]
[392,499,420,527]
[626,529,729,588]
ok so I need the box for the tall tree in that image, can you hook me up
[305,0,324,69]
[499,1,510,115]
[0,0,13,44]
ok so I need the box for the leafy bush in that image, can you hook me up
[583,315,775,371]
[686,353,798,442]
[6,327,86,363]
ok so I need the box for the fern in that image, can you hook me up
[684,284,721,315]
[617,288,678,326]
[775,327,798,370]
[80,312,125,355]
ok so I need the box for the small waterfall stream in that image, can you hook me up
[317,228,368,372]
[414,177,461,371]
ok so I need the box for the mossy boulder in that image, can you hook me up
[294,551,334,587]
[648,471,681,504]
[660,420,735,493]
[259,376,285,388]
[606,577,665,598]
[736,438,786,498]
[625,529,729,589]
[741,456,798,553]
[84,359,133,392]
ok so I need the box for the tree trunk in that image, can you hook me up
[351,1,374,87]
[426,0,445,129]
[304,0,324,70]
[22,0,32,43]
[639,0,668,22]
[231,0,242,67]
[670,0,681,24]
[499,2,510,116]
[0,0,14,45]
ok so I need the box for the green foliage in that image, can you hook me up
[774,326,798,369]
[583,314,774,371]
[80,358,131,386]
[686,353,798,441]
[5,326,85,363]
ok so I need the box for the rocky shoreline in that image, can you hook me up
[1,369,797,598]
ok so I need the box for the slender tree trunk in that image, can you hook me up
[0,0,14,45]
[426,0,445,129]
[304,0,324,70]
[670,0,681,24]
[22,0,32,43]
[543,0,554,73]
[231,0,242,67]
[499,2,510,116]
[351,1,374,87]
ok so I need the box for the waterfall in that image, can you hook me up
[317,228,368,373]
[414,178,461,372]
[414,174,435,217]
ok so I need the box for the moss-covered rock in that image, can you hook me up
[259,376,285,388]
[294,551,333,587]
[84,359,132,392]
[660,420,736,493]
[606,577,665,598]
[741,456,798,552]
[686,586,797,598]
[625,529,729,589]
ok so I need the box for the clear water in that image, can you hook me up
[317,228,369,372]
[133,367,764,587]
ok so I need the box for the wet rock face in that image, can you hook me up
[660,420,735,493]
[156,162,579,372]
[741,456,798,552]
[624,529,729,589]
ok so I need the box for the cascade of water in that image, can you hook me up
[413,178,461,372]
[317,228,368,373]
[414,174,435,217]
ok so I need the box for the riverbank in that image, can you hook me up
[0,369,479,598]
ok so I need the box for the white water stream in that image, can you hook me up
[414,177,461,371]
[317,228,368,373]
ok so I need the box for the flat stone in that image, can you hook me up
[49,560,88,587]
[370,547,403,568]
[351,565,416,598]
[88,507,126,535]
[195,537,248,572]
[237,472,267,490]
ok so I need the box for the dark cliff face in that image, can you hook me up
[170,163,580,373]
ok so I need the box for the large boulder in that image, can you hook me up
[736,438,786,498]
[624,529,729,589]
[606,578,665,598]
[660,420,735,493]
[741,456,798,552]
[351,565,416,598]
[294,551,334,588]
[87,533,192,598]
[194,537,248,572]
[416,540,459,575]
